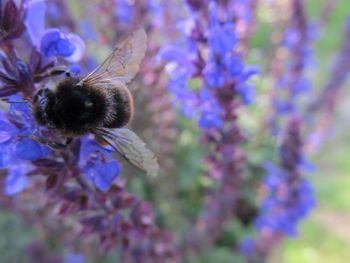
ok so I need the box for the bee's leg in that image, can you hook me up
[47,137,73,150]
[31,135,73,151]
[35,67,71,78]
[46,141,65,150]
[65,137,73,146]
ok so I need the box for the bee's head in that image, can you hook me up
[33,88,54,125]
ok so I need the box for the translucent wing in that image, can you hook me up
[96,128,159,177]
[78,29,147,87]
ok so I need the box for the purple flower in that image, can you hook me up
[40,30,76,57]
[186,0,207,11]
[0,0,25,42]
[198,88,223,129]
[1,99,48,159]
[225,54,244,78]
[168,77,198,118]
[64,253,85,263]
[25,0,46,47]
[0,51,34,97]
[114,0,134,25]
[79,20,97,42]
[237,83,254,105]
[255,119,315,237]
[86,161,120,192]
[68,63,82,76]
[207,1,236,57]
[5,167,29,195]
[239,237,255,256]
[203,57,225,88]
[40,29,85,61]
[25,1,85,62]
[161,46,199,118]
[0,97,49,194]
[79,138,120,191]
[14,138,48,161]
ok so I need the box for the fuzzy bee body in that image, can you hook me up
[33,77,134,135]
[31,29,159,177]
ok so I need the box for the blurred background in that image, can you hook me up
[0,0,350,262]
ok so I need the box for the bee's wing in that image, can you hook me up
[78,29,147,87]
[96,128,159,177]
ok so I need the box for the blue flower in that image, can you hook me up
[239,237,255,256]
[40,29,76,57]
[1,99,49,162]
[240,65,260,82]
[198,88,223,129]
[79,20,97,42]
[161,45,199,118]
[0,98,49,195]
[68,63,82,76]
[5,167,29,195]
[87,161,120,192]
[25,1,85,62]
[237,83,254,105]
[79,138,120,191]
[292,77,311,96]
[256,162,315,236]
[204,56,225,88]
[64,253,85,263]
[25,0,46,47]
[168,77,198,118]
[225,54,244,78]
[14,138,49,160]
[39,29,85,62]
[207,1,236,58]
[114,0,134,25]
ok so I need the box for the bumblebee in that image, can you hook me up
[32,29,158,177]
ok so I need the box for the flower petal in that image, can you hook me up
[40,29,76,58]
[5,169,28,195]
[15,138,49,160]
[65,33,86,62]
[0,147,13,168]
[237,83,254,105]
[0,120,15,143]
[25,0,46,46]
[93,161,119,191]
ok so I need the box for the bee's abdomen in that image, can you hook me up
[103,86,134,128]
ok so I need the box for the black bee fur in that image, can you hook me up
[33,77,134,136]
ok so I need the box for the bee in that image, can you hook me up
[32,29,159,177]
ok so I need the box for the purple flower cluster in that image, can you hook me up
[0,98,48,195]
[0,0,179,262]
[238,1,318,259]
[257,161,314,236]
[0,0,87,195]
[160,0,259,255]
[267,0,314,136]
[161,1,257,131]
[240,117,315,260]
